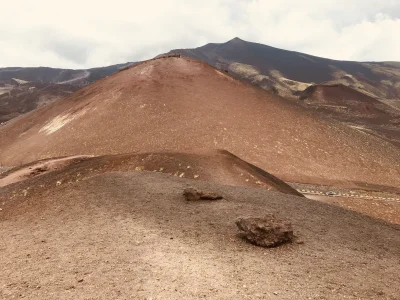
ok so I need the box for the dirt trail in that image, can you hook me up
[56,70,90,84]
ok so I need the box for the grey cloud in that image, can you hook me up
[44,38,91,65]
[0,0,399,68]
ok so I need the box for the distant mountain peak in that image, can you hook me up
[227,37,246,43]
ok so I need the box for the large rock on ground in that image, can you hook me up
[183,187,223,201]
[236,215,294,248]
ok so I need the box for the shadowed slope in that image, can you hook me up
[0,63,134,86]
[0,82,80,123]
[0,63,135,122]
[297,84,400,146]
[299,84,397,120]
[0,56,399,188]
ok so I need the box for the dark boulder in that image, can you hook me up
[236,215,293,247]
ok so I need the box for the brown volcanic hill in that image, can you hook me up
[0,170,399,299]
[0,56,399,189]
[0,150,303,196]
[163,38,400,145]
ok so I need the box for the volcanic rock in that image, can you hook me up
[236,215,294,247]
[183,187,223,201]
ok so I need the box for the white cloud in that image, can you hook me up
[0,0,399,68]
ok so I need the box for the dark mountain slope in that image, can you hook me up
[163,37,400,102]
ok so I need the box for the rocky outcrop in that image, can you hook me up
[236,215,293,247]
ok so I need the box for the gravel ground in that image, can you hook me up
[1,171,399,299]
[0,166,13,175]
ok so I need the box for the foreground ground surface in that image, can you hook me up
[1,171,399,300]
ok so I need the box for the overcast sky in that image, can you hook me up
[1,0,399,69]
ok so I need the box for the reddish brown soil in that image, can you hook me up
[0,58,400,186]
[0,150,303,197]
[0,171,399,299]
[0,57,399,189]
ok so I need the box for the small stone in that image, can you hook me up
[77,279,84,283]
[66,285,76,290]
[183,187,223,201]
